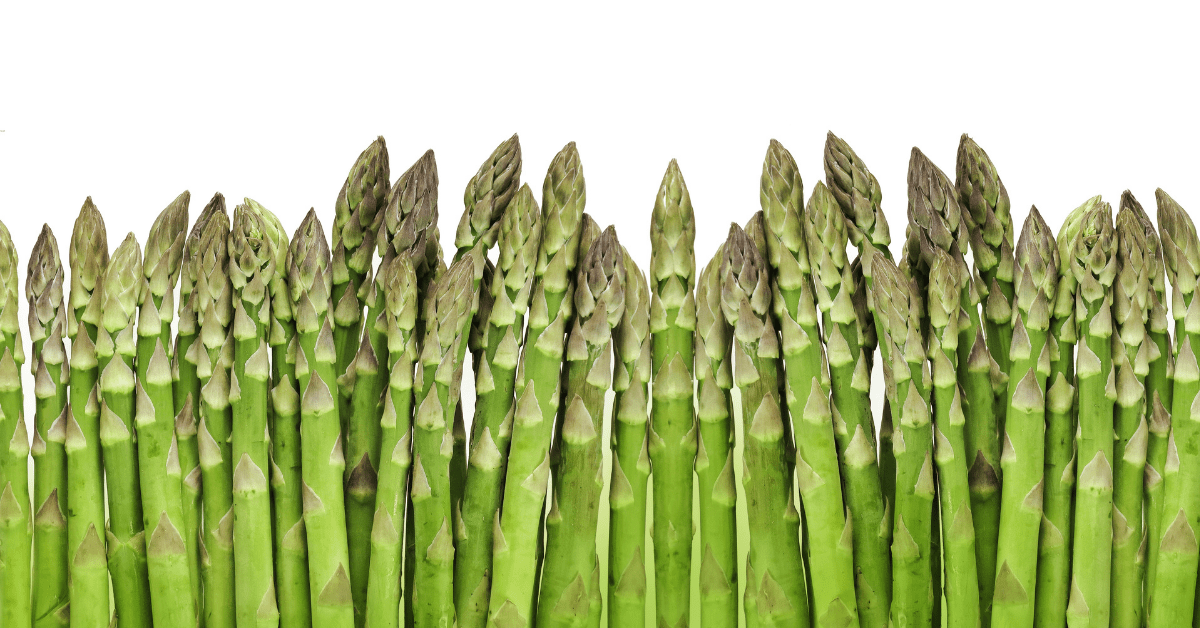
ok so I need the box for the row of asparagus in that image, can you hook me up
[0,131,1196,628]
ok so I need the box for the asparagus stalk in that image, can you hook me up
[805,179,891,628]
[985,206,1056,627]
[27,224,70,626]
[174,194,224,613]
[455,133,523,256]
[1064,198,1117,628]
[487,142,587,628]
[287,209,354,627]
[956,134,1015,374]
[331,136,390,401]
[229,204,281,627]
[0,221,32,628]
[411,254,476,628]
[1110,193,1152,628]
[610,248,653,628]
[647,159,697,628]
[137,193,195,628]
[65,199,110,628]
[719,223,809,628]
[1147,189,1200,627]
[96,234,153,628]
[455,184,542,628]
[365,255,418,628]
[1142,192,1172,614]
[926,247,981,628]
[190,202,237,628]
[871,252,934,628]
[536,228,624,627]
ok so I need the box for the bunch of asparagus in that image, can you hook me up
[0,132,1196,628]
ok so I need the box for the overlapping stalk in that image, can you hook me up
[926,247,980,628]
[288,209,354,626]
[1147,189,1200,627]
[0,221,32,628]
[1110,193,1152,628]
[65,199,110,628]
[487,142,587,628]
[989,207,1056,627]
[648,159,696,628]
[1064,198,1116,628]
[174,194,223,614]
[229,203,281,627]
[410,254,476,627]
[720,223,809,628]
[805,180,890,628]
[192,203,237,628]
[871,253,934,628]
[136,193,195,628]
[1142,192,1171,615]
[96,234,153,628]
[332,139,391,627]
[537,228,624,627]
[27,225,70,627]
[364,255,417,628]
[609,249,652,628]
[455,183,541,628]
[956,134,1015,374]
[455,134,523,257]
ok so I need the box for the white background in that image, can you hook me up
[2,2,1198,624]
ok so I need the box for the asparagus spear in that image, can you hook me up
[647,159,697,628]
[487,142,587,628]
[287,209,354,627]
[190,203,237,628]
[96,233,153,628]
[871,252,934,628]
[610,248,653,628]
[65,199,110,628]
[1147,189,1200,627]
[136,193,195,628]
[410,254,476,628]
[1065,198,1116,628]
[365,255,417,628]
[174,194,224,613]
[537,228,624,627]
[719,223,809,628]
[926,246,981,628]
[0,220,31,628]
[1110,193,1152,628]
[331,136,390,401]
[1142,192,1172,615]
[229,204,280,627]
[455,184,542,628]
[987,206,1057,627]
[27,224,70,626]
[455,133,523,256]
[956,134,1015,374]
[805,179,891,628]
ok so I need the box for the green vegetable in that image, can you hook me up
[455,183,541,628]
[1142,191,1172,615]
[289,209,354,627]
[1064,198,1116,628]
[720,223,809,628]
[65,199,110,628]
[609,248,653,628]
[0,220,32,628]
[1147,189,1200,628]
[97,233,153,628]
[487,142,586,628]
[1110,192,1152,628]
[805,179,890,628]
[537,228,624,627]
[27,224,70,626]
[649,159,697,628]
[871,252,933,628]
